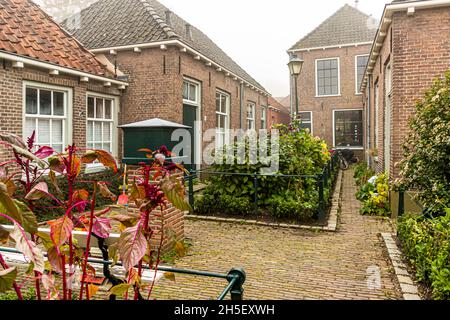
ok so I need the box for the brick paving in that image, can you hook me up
[151,170,402,300]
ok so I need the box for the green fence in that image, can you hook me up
[185,154,339,221]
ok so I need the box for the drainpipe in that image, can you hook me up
[240,82,244,129]
[366,74,372,168]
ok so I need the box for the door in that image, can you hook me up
[183,104,197,171]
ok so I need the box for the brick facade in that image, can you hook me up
[108,45,269,163]
[0,61,121,165]
[364,6,450,178]
[293,44,371,157]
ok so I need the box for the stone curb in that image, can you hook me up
[187,170,344,232]
[380,233,422,300]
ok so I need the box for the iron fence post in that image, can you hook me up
[227,268,246,300]
[318,174,325,221]
[398,188,405,217]
[253,175,258,213]
[188,170,195,209]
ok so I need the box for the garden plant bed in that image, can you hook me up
[188,169,343,232]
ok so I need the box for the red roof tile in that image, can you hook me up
[0,0,108,76]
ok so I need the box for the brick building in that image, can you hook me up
[65,0,270,168]
[361,0,450,178]
[267,97,290,128]
[0,0,127,166]
[287,4,377,157]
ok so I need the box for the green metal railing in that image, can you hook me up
[0,247,246,300]
[185,154,339,221]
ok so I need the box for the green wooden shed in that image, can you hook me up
[119,118,190,165]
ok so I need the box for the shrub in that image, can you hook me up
[397,209,450,300]
[0,288,36,300]
[399,72,450,215]
[358,174,390,217]
[194,121,333,221]
[353,162,375,187]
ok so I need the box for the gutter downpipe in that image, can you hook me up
[240,82,244,129]
[366,74,372,168]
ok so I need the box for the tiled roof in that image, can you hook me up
[289,4,377,50]
[0,0,109,76]
[63,0,267,92]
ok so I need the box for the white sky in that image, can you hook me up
[158,0,390,97]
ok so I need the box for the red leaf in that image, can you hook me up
[49,216,74,248]
[81,150,117,172]
[98,182,117,202]
[92,217,112,239]
[138,148,153,153]
[48,156,65,173]
[118,224,147,271]
[25,182,50,201]
[72,189,89,212]
[34,146,54,159]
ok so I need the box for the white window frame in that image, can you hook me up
[315,57,341,97]
[355,54,370,95]
[183,79,200,106]
[22,81,73,153]
[215,90,230,148]
[298,111,313,135]
[261,106,267,129]
[182,77,202,170]
[246,102,256,130]
[374,81,380,150]
[332,109,364,150]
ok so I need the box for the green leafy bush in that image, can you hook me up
[354,162,375,187]
[194,122,334,221]
[399,72,450,215]
[357,174,390,217]
[397,209,450,300]
[0,288,36,300]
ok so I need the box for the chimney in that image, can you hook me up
[165,10,172,26]
[185,23,192,40]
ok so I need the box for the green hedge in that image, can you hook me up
[15,168,122,222]
[397,210,450,300]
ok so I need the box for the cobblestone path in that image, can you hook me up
[152,170,402,300]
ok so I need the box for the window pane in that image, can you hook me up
[334,110,363,147]
[298,112,311,122]
[216,93,221,112]
[24,118,36,139]
[87,121,93,142]
[104,99,112,119]
[96,99,104,119]
[40,90,52,115]
[37,119,50,144]
[53,92,64,116]
[52,144,63,153]
[103,143,111,152]
[183,82,189,100]
[94,122,102,141]
[87,97,95,118]
[94,143,102,150]
[87,143,94,150]
[52,120,63,143]
[103,122,111,141]
[26,88,38,114]
[189,84,196,101]
[221,95,227,113]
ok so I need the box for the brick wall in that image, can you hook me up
[0,60,121,165]
[110,45,269,163]
[294,44,371,149]
[365,7,450,178]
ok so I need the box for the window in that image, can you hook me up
[87,96,115,153]
[355,55,369,94]
[183,80,199,105]
[246,102,256,130]
[215,91,230,148]
[261,107,267,129]
[24,86,67,153]
[334,110,363,148]
[298,111,313,133]
[316,58,340,96]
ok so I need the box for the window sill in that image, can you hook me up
[315,94,341,98]
[85,163,108,174]
[334,146,364,151]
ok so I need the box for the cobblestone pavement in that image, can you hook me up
[151,170,402,300]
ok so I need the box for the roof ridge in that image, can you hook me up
[139,0,179,39]
[289,4,372,51]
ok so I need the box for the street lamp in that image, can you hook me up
[288,55,304,120]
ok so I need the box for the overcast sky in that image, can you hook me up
[36,0,390,97]
[158,0,390,97]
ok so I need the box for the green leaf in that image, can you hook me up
[161,176,191,212]
[163,272,176,282]
[0,225,9,242]
[11,145,46,168]
[0,182,22,224]
[109,283,131,297]
[0,267,17,293]
[14,200,38,235]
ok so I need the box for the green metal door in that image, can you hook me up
[183,104,197,171]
